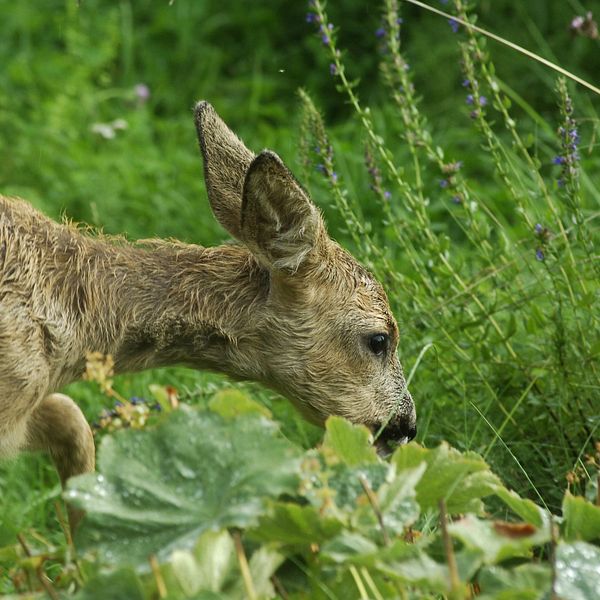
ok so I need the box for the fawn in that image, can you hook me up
[0,101,416,526]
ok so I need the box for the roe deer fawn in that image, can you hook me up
[0,101,416,527]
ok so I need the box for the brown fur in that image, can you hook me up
[0,102,415,527]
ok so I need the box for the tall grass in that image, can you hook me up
[301,0,599,509]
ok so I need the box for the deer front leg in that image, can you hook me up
[26,393,95,531]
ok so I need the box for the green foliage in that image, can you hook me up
[67,407,301,565]
[0,0,599,597]
[6,402,600,598]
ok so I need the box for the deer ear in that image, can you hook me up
[240,150,327,272]
[194,101,255,239]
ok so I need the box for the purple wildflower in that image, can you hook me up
[536,249,545,261]
[440,179,449,188]
[375,27,386,38]
[384,190,391,200]
[462,78,470,88]
[479,95,487,106]
[535,223,543,234]
[448,18,459,33]
[442,160,463,174]
[306,12,317,23]
[570,12,599,39]
[553,156,564,165]
[329,63,337,75]
[134,83,150,102]
[451,195,462,204]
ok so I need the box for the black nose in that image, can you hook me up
[377,419,417,446]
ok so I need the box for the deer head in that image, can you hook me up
[195,102,416,448]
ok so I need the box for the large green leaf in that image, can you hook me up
[66,407,301,566]
[448,515,550,564]
[165,530,283,600]
[167,530,236,596]
[555,542,600,600]
[322,416,378,466]
[477,564,551,599]
[492,486,548,528]
[251,502,344,546]
[562,491,600,542]
[392,442,500,514]
[74,568,145,600]
[351,463,425,540]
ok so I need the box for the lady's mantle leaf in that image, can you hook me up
[66,406,301,567]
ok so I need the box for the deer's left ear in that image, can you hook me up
[194,101,254,240]
[240,151,328,273]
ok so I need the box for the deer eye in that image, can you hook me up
[368,333,389,356]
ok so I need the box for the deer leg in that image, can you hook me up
[26,393,95,531]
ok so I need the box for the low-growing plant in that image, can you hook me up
[2,393,599,598]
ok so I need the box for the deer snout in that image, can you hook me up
[373,411,417,456]
[377,418,417,445]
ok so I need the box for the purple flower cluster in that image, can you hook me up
[365,146,390,201]
[462,77,487,119]
[374,17,402,55]
[93,396,162,432]
[315,144,338,184]
[534,223,550,262]
[466,94,487,107]
[448,18,460,33]
[439,161,464,200]
[306,5,334,46]
[554,94,579,186]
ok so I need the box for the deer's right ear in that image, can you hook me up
[240,151,327,273]
[194,101,255,240]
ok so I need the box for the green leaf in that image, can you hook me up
[67,407,301,567]
[448,515,550,564]
[555,542,600,600]
[322,416,377,466]
[320,531,380,564]
[208,389,272,420]
[168,530,236,596]
[165,531,282,599]
[562,491,600,542]
[477,563,551,599]
[73,568,145,600]
[352,463,425,538]
[585,469,598,504]
[229,546,284,599]
[493,486,548,527]
[251,502,344,546]
[392,442,500,514]
[374,540,449,592]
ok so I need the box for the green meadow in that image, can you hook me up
[0,1,598,597]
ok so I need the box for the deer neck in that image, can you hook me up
[90,242,270,382]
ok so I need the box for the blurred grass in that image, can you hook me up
[0,0,598,551]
